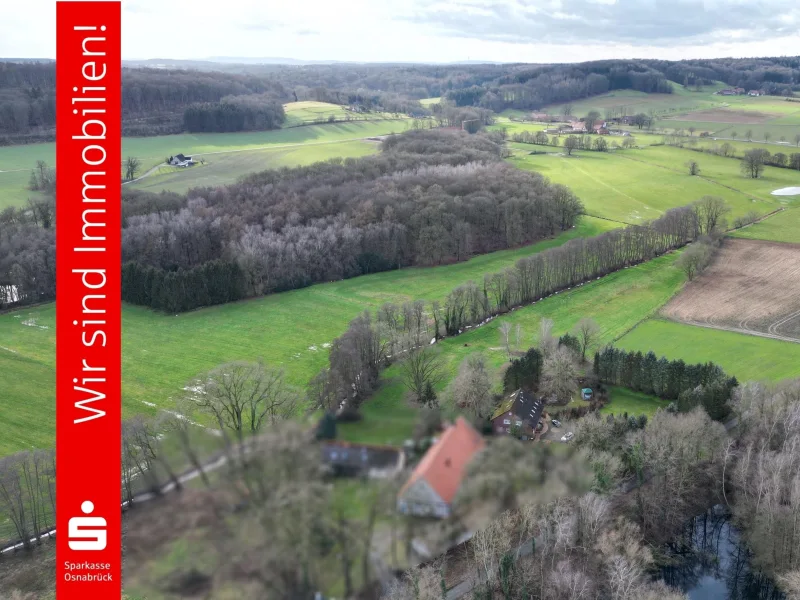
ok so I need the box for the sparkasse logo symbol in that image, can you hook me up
[67,501,107,551]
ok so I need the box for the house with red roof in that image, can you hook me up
[396,417,485,518]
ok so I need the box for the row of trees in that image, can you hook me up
[310,204,705,420]
[563,134,611,154]
[512,130,638,153]
[741,148,800,178]
[0,449,55,549]
[672,138,800,175]
[435,204,702,337]
[593,347,737,420]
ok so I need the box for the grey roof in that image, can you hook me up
[492,389,544,426]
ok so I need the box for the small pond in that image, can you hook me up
[658,505,785,600]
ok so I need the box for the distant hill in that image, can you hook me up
[122,57,508,68]
[0,57,54,63]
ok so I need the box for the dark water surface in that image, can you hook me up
[658,506,785,600]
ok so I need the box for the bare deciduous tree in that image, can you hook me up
[217,422,332,598]
[190,361,298,439]
[676,239,715,281]
[564,135,580,156]
[499,321,512,360]
[400,349,445,405]
[537,317,558,357]
[448,353,494,420]
[541,346,579,404]
[574,317,600,362]
[628,409,727,539]
[157,399,210,487]
[693,196,730,234]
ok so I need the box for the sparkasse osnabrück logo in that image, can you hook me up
[68,501,107,551]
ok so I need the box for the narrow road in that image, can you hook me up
[122,163,164,186]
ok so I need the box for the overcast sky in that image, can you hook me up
[2,0,799,63]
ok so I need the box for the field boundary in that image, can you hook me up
[662,317,800,344]
[727,206,789,234]
[612,151,764,202]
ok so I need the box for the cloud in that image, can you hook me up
[404,0,800,46]
[1,0,798,63]
[239,21,276,32]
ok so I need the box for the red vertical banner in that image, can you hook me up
[56,2,121,597]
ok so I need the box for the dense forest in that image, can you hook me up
[0,62,289,141]
[125,56,800,100]
[182,93,286,132]
[2,56,798,142]
[0,130,583,311]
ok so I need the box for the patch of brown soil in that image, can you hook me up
[667,109,777,124]
[662,239,800,341]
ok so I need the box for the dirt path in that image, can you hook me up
[122,163,164,186]
[667,318,800,344]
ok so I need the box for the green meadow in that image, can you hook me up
[340,251,686,445]
[281,101,400,127]
[731,206,800,244]
[508,145,780,224]
[655,119,800,142]
[654,96,800,140]
[617,319,800,383]
[1,94,797,453]
[0,119,412,207]
[0,351,55,456]
[542,84,728,119]
[0,216,616,453]
[128,139,379,194]
[600,386,670,419]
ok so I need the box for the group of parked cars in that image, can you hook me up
[550,418,574,443]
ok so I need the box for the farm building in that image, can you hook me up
[321,440,404,478]
[593,122,610,135]
[490,389,545,440]
[396,417,485,518]
[168,153,195,167]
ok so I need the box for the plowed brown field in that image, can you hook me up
[662,239,800,342]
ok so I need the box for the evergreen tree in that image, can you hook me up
[558,333,581,357]
[503,347,543,392]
